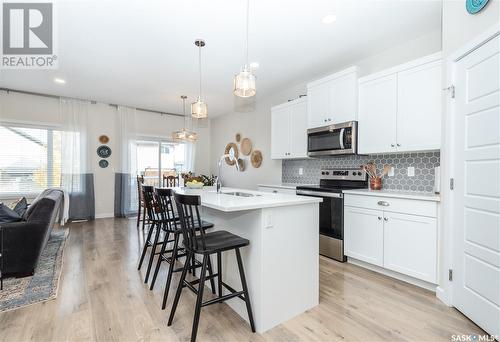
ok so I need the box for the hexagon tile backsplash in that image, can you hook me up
[282,151,440,193]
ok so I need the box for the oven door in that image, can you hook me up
[295,190,344,239]
[307,121,357,156]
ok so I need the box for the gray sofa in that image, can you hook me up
[1,189,63,277]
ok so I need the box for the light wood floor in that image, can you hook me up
[0,218,485,342]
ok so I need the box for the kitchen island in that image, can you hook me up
[174,187,322,333]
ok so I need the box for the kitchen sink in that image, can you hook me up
[222,191,261,197]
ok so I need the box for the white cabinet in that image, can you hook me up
[383,212,437,283]
[358,53,442,154]
[358,74,398,154]
[307,67,358,128]
[344,206,384,266]
[397,60,442,152]
[344,193,438,284]
[271,98,308,159]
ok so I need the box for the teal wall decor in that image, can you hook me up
[466,0,490,14]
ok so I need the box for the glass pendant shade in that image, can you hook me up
[233,66,256,98]
[172,95,198,142]
[191,98,208,119]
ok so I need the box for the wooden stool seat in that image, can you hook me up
[192,230,249,254]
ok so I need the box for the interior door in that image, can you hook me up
[452,34,500,337]
[358,74,398,154]
[271,105,290,159]
[397,60,442,152]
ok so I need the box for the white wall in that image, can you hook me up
[0,90,211,217]
[210,30,442,190]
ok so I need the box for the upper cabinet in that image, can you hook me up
[271,97,308,159]
[307,67,358,128]
[358,53,442,154]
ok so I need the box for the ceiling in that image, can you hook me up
[0,0,442,117]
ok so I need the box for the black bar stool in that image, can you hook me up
[149,188,215,310]
[168,192,255,342]
[137,185,171,283]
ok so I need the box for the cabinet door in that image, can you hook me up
[271,106,290,159]
[397,61,441,152]
[344,206,384,266]
[330,72,358,124]
[307,82,330,128]
[358,74,398,154]
[383,212,437,283]
[290,100,308,158]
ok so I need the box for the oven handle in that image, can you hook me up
[296,190,343,198]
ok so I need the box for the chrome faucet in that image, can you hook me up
[216,147,240,193]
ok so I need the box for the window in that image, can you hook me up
[0,124,62,197]
[135,139,190,187]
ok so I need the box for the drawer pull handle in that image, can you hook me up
[377,201,390,207]
[272,190,278,193]
[377,216,382,220]
[384,217,389,221]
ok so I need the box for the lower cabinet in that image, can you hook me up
[383,212,437,283]
[344,194,438,284]
[344,207,384,266]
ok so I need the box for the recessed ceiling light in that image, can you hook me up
[250,62,259,69]
[322,14,337,24]
[54,78,66,84]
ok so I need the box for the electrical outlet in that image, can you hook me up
[407,167,415,177]
[388,167,395,177]
[298,167,303,175]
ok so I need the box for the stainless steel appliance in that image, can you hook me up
[307,121,358,157]
[296,168,367,261]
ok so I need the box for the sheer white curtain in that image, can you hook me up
[60,98,95,220]
[183,142,196,173]
[115,106,137,217]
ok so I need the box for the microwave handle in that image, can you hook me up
[339,128,345,149]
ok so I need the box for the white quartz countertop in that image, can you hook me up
[342,189,441,202]
[257,183,314,190]
[174,187,322,212]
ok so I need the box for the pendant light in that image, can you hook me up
[233,0,256,98]
[173,95,198,142]
[191,39,208,119]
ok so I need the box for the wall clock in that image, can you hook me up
[97,145,112,158]
[466,0,490,14]
[99,159,109,168]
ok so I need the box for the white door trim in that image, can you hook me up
[439,23,500,308]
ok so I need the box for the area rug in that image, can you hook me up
[0,228,69,312]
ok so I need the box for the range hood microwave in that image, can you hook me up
[307,121,358,157]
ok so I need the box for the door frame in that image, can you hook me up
[439,23,500,307]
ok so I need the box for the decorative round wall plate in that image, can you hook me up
[97,145,112,158]
[251,150,262,168]
[241,138,253,156]
[99,135,109,144]
[237,158,245,172]
[235,133,241,142]
[466,0,490,14]
[99,159,109,168]
[224,143,239,166]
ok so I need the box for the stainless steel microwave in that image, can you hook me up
[307,121,358,156]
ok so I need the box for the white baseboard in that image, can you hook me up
[347,257,437,292]
[436,286,452,306]
[95,213,114,219]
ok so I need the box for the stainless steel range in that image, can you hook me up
[296,168,367,262]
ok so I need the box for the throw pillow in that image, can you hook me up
[0,203,22,224]
[9,197,28,217]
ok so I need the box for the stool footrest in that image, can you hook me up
[201,291,245,307]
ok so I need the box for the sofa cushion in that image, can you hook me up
[0,203,23,224]
[9,197,28,217]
